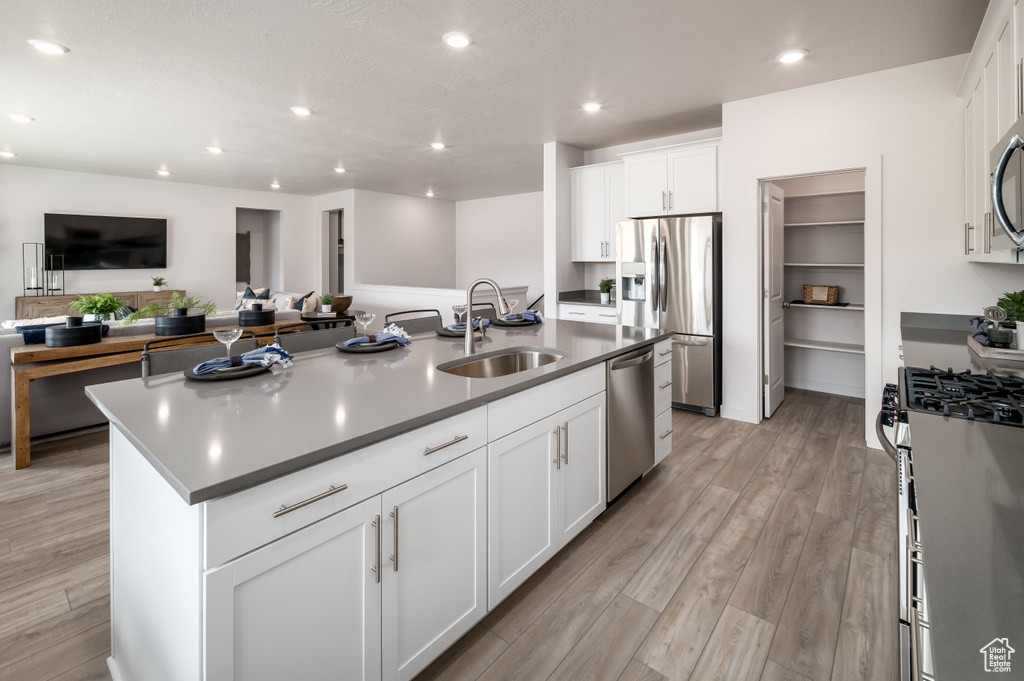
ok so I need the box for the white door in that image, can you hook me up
[557,393,606,546]
[204,497,382,681]
[487,418,558,609]
[381,449,487,681]
[572,167,607,261]
[668,146,718,214]
[605,165,625,260]
[625,155,669,217]
[763,182,786,418]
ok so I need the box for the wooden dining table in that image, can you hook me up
[9,320,302,469]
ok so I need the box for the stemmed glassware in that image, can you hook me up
[356,312,376,338]
[452,304,467,325]
[213,328,244,358]
[506,298,520,319]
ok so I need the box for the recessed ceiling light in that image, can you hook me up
[431,142,446,150]
[442,32,473,48]
[426,190,435,198]
[334,167,346,173]
[7,114,35,123]
[270,182,280,189]
[582,102,602,112]
[28,39,70,55]
[156,169,170,176]
[290,106,312,116]
[776,49,808,64]
[0,151,16,158]
[206,146,223,154]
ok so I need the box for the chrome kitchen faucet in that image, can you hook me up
[464,278,510,356]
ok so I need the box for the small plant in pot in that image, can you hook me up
[152,276,167,292]
[321,292,334,314]
[71,293,127,322]
[997,289,1024,350]
[599,278,614,304]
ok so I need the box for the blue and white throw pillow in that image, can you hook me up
[291,291,315,312]
[235,286,270,310]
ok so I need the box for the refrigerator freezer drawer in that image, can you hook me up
[672,334,715,411]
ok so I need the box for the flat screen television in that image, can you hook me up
[44,213,168,270]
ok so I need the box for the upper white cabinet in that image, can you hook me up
[571,161,624,262]
[622,140,720,218]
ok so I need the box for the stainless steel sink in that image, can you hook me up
[437,347,566,378]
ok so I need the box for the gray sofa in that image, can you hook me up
[1,307,302,449]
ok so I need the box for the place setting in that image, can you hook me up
[437,304,490,338]
[184,329,295,381]
[337,313,413,353]
[492,298,543,327]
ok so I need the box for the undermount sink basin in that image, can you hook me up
[437,347,566,378]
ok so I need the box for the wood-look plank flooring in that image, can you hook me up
[0,388,897,681]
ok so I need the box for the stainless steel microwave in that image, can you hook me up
[991,122,1024,250]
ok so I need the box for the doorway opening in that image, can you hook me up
[322,209,344,294]
[761,171,867,418]
[235,208,282,291]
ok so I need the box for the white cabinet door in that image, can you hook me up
[572,166,607,261]
[606,164,625,261]
[966,93,978,259]
[625,154,669,217]
[204,497,382,681]
[996,9,1016,138]
[487,418,558,609]
[381,449,487,681]
[556,393,606,546]
[668,146,718,214]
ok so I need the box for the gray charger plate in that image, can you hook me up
[492,318,537,327]
[437,326,479,338]
[184,364,270,381]
[336,340,400,353]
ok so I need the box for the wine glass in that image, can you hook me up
[452,304,467,325]
[213,328,244,358]
[356,312,376,337]
[506,298,520,319]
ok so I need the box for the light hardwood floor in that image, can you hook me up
[0,388,897,681]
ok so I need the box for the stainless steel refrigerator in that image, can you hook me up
[616,215,722,416]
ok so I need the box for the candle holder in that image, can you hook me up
[22,243,44,296]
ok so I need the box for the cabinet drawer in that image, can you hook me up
[558,303,617,325]
[204,407,487,568]
[655,408,673,464]
[654,339,672,365]
[488,364,605,441]
[655,360,673,414]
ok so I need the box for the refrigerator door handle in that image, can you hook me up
[673,339,708,347]
[660,234,667,312]
[651,233,660,313]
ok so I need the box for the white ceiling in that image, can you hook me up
[1,0,986,201]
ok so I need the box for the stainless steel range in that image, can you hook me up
[903,366,1024,426]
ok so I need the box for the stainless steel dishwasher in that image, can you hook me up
[607,345,655,500]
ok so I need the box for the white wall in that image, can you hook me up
[0,165,317,320]
[720,54,1024,425]
[454,191,543,302]
[351,189,456,289]
[544,142,585,309]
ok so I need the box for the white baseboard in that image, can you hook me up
[720,404,757,424]
[784,377,865,399]
[107,657,126,681]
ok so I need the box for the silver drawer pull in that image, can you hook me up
[372,515,381,583]
[390,506,399,571]
[424,434,468,456]
[273,484,348,518]
[568,311,585,316]
[659,381,673,390]
[658,349,672,357]
[599,314,616,318]
[659,429,672,440]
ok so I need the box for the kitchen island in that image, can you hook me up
[86,319,672,681]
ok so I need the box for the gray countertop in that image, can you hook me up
[557,290,616,308]
[900,313,1024,680]
[86,319,669,505]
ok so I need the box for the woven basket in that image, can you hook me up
[803,284,839,305]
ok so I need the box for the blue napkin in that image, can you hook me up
[193,343,294,375]
[343,324,412,348]
[451,317,492,330]
[504,310,543,323]
[970,316,990,346]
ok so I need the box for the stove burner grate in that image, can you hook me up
[902,366,1024,427]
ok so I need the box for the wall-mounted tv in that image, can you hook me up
[44,213,168,270]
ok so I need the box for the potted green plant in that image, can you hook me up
[70,293,127,322]
[152,276,167,292]
[997,289,1024,349]
[120,292,218,336]
[599,278,614,304]
[321,292,334,314]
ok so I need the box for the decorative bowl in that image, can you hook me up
[331,295,354,314]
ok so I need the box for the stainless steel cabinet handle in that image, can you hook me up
[658,429,672,440]
[599,313,616,318]
[389,506,399,571]
[965,222,973,255]
[553,427,561,469]
[424,434,468,456]
[562,421,569,464]
[661,191,666,211]
[568,311,585,316]
[659,381,673,390]
[1018,59,1023,118]
[273,484,348,518]
[372,515,381,583]
[668,190,673,210]
[658,349,672,357]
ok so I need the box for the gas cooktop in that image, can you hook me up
[902,366,1024,427]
